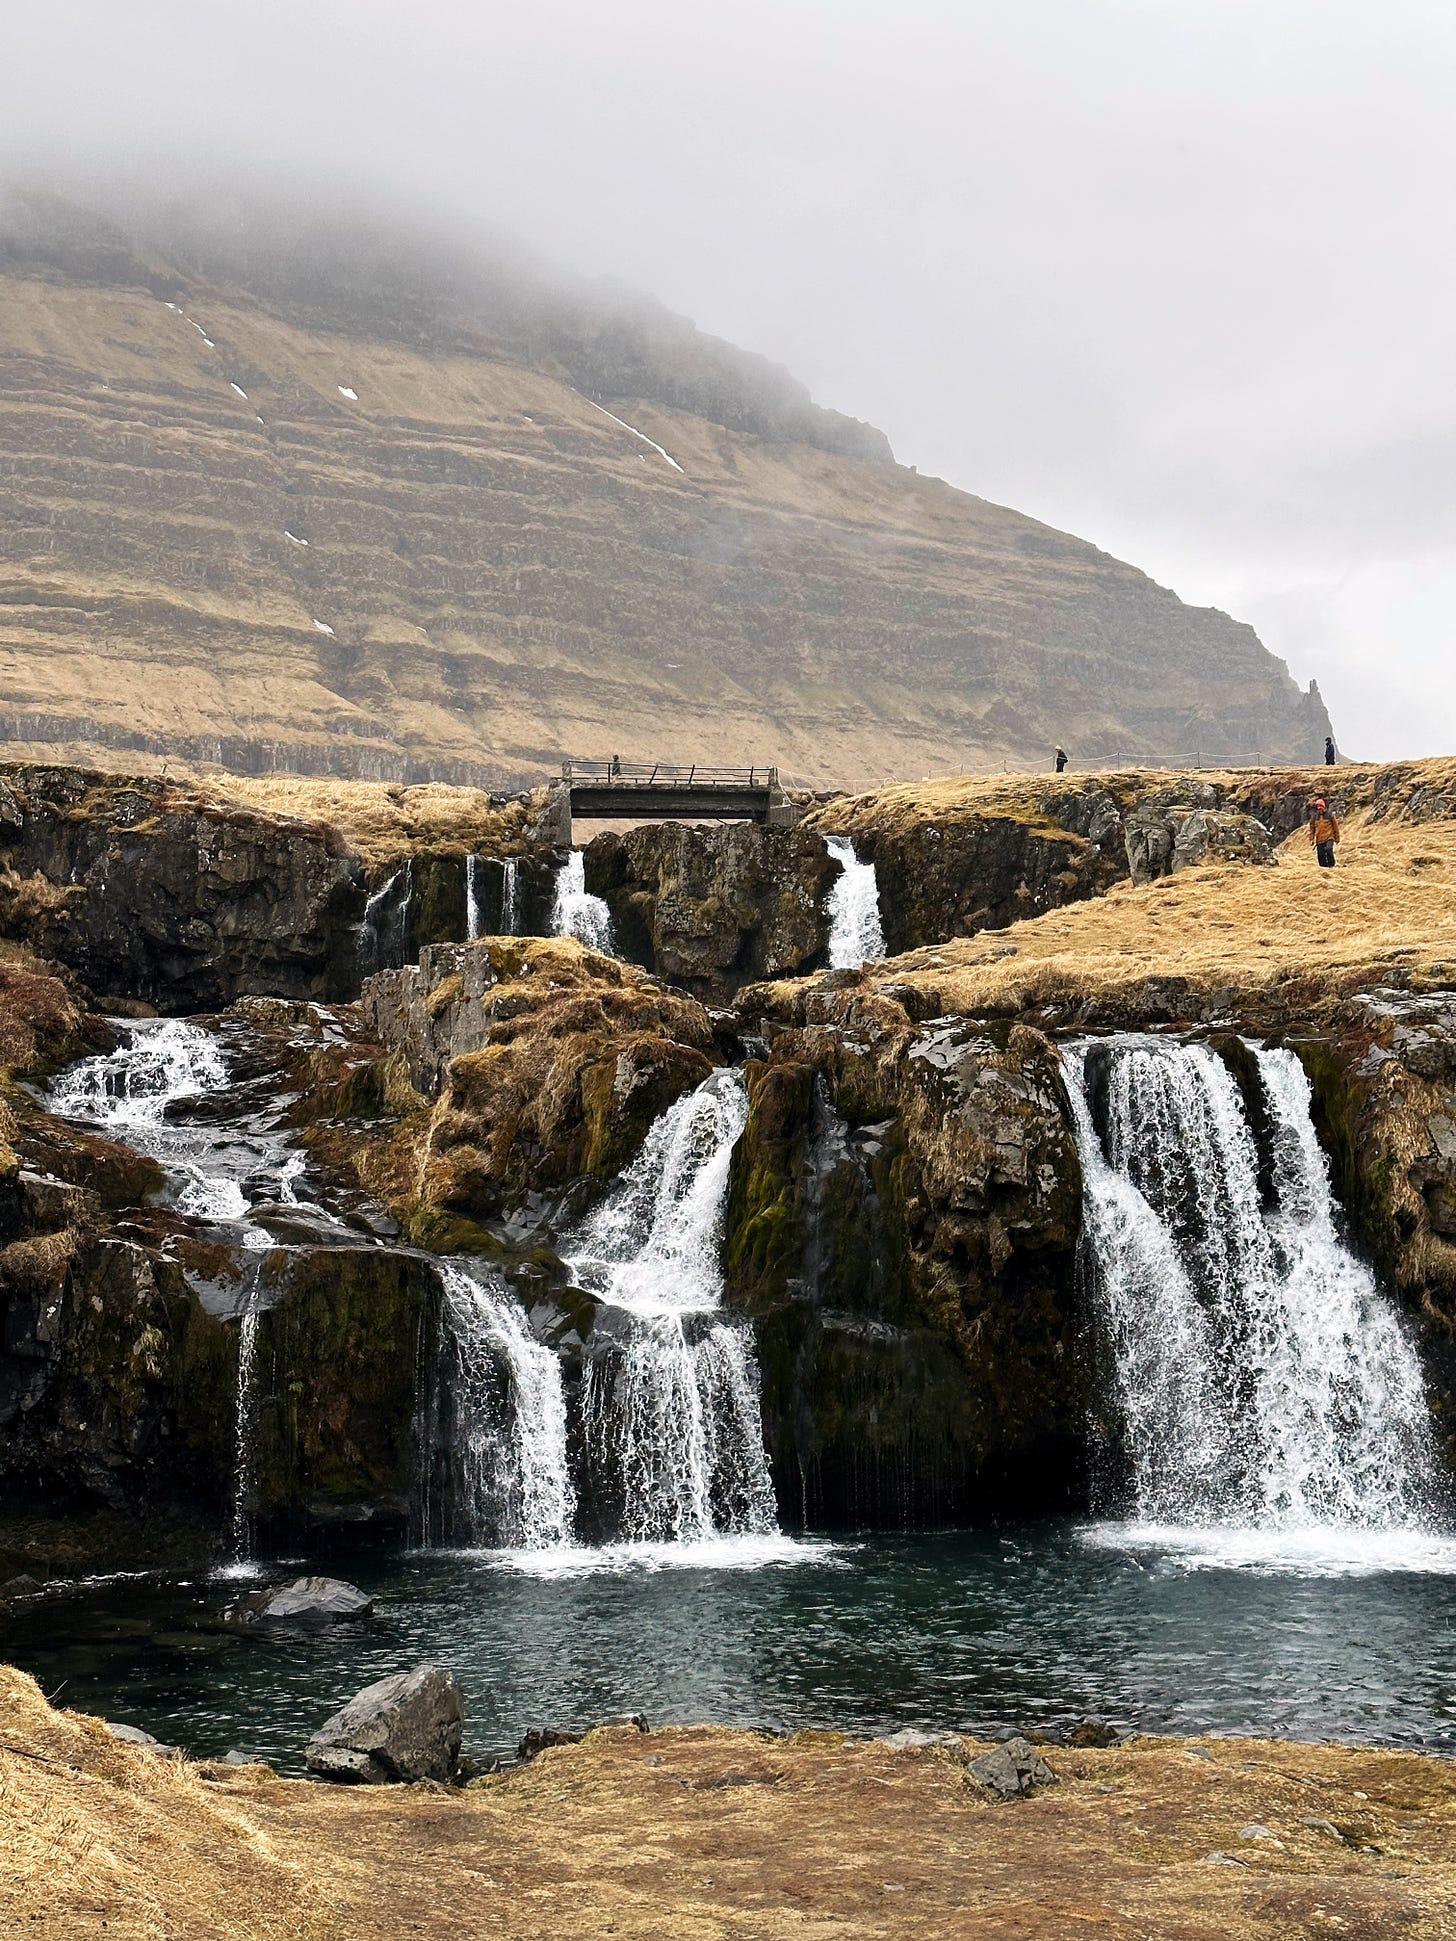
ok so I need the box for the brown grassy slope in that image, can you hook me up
[0,255,1328,788]
[802,760,1456,1021]
[198,775,536,865]
[3,1669,1455,1939]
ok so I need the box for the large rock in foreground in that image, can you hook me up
[306,1665,464,1785]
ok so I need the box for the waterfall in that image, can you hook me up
[551,850,614,953]
[49,1019,246,1219]
[229,1271,266,1569]
[1068,1034,1437,1530]
[434,1262,576,1549]
[360,861,413,971]
[500,857,521,936]
[825,836,885,970]
[566,1070,778,1543]
[465,853,485,941]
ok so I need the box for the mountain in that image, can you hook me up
[0,191,1333,787]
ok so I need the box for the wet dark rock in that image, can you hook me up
[306,1664,464,1785]
[0,763,366,1012]
[967,1735,1056,1799]
[517,1725,583,1761]
[225,1575,373,1631]
[585,821,836,998]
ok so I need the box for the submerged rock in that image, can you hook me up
[306,1664,464,1785]
[225,1575,373,1632]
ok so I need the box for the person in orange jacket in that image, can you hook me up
[1309,797,1340,869]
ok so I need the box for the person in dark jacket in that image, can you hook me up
[1054,746,1068,773]
[1324,735,1336,765]
[1309,797,1340,868]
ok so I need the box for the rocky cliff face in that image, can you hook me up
[586,821,835,997]
[727,982,1085,1524]
[0,764,366,1010]
[0,194,1333,788]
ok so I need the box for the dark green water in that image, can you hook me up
[6,1521,1456,1770]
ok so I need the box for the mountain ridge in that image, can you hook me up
[0,190,1333,787]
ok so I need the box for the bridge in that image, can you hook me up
[541,760,797,844]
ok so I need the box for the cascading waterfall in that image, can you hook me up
[229,1269,266,1568]
[49,1019,245,1219]
[567,1069,778,1544]
[360,861,413,971]
[825,835,885,970]
[1068,1034,1437,1530]
[551,850,614,953]
[433,1262,576,1548]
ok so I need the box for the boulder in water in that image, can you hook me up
[227,1575,373,1632]
[306,1664,464,1784]
[967,1735,1056,1800]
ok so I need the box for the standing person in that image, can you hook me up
[1324,735,1336,766]
[1309,797,1340,869]
[1054,745,1068,774]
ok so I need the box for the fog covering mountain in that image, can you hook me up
[0,186,1332,786]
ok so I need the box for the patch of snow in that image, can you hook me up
[581,396,685,473]
[229,382,248,399]
[522,414,535,423]
[312,619,335,636]
[163,301,178,311]
[284,531,309,547]
[337,385,358,401]
[255,415,266,425]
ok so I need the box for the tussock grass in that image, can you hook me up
[198,776,537,865]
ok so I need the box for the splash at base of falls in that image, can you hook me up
[825,835,885,969]
[551,850,614,953]
[1068,1034,1440,1533]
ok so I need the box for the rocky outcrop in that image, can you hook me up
[726,980,1085,1525]
[0,765,365,1010]
[361,937,720,1236]
[807,778,1131,954]
[1125,801,1276,885]
[585,822,836,997]
[225,1576,373,1631]
[306,1665,464,1785]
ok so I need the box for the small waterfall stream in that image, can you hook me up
[825,835,885,969]
[500,857,521,936]
[465,854,485,941]
[432,1263,575,1548]
[551,850,615,953]
[360,861,413,971]
[566,1069,778,1544]
[1068,1034,1437,1532]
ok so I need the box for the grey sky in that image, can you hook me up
[5,0,1452,756]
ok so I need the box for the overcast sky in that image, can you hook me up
[5,1,1453,757]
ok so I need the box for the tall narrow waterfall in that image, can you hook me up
[1068,1035,1437,1529]
[825,836,885,970]
[465,854,485,941]
[551,851,614,953]
[500,857,521,936]
[566,1070,778,1543]
[434,1262,575,1549]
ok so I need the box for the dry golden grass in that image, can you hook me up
[4,1668,1456,1938]
[193,775,535,864]
[840,765,1456,1019]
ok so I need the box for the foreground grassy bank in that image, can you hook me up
[3,1668,1454,1938]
